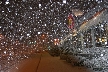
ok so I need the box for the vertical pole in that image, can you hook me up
[80,32,84,49]
[91,28,95,48]
[107,23,108,47]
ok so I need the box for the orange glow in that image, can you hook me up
[54,39,59,45]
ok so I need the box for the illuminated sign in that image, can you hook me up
[68,14,75,29]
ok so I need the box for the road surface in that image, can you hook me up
[7,52,94,72]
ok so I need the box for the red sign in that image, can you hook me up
[68,14,74,29]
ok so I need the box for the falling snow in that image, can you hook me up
[0,0,108,72]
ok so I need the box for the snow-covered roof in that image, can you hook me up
[79,9,108,31]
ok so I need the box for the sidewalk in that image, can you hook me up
[37,52,93,72]
[7,52,94,72]
[6,53,41,72]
